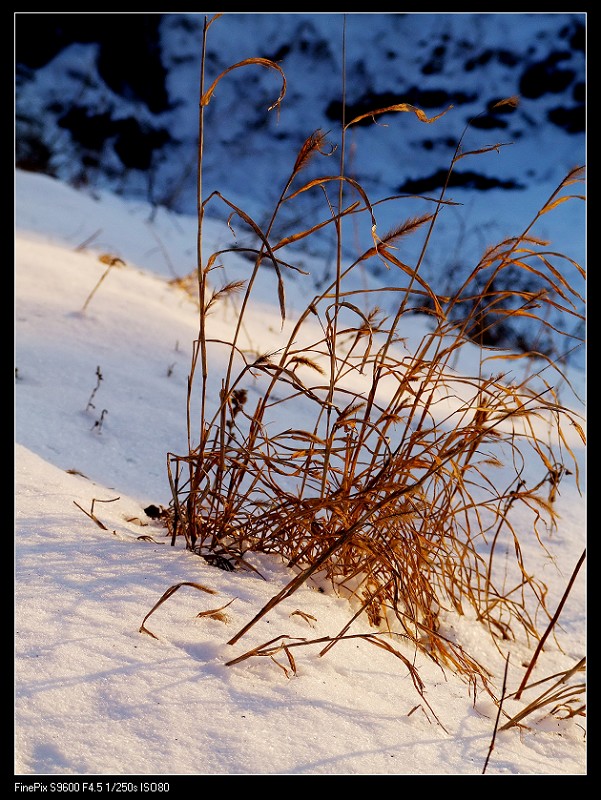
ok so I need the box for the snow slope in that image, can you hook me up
[14,170,586,777]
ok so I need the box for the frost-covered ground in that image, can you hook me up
[14,169,586,778]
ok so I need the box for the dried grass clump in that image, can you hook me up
[160,16,585,688]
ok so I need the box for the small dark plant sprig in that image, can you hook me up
[86,365,103,411]
[86,365,108,433]
[91,408,108,434]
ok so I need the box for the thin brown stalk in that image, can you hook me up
[514,548,586,700]
[482,653,510,774]
[139,581,217,640]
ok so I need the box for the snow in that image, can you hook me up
[15,13,586,779]
[14,165,586,777]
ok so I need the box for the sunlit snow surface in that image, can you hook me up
[15,168,585,776]
[14,6,587,781]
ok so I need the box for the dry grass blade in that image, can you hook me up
[492,96,520,110]
[290,610,317,627]
[225,634,307,666]
[81,255,125,313]
[539,195,586,216]
[345,102,453,129]
[203,191,288,324]
[201,57,286,113]
[66,468,89,479]
[283,175,378,240]
[139,581,217,640]
[73,500,108,531]
[226,520,368,646]
[226,630,448,729]
[73,496,120,531]
[500,658,585,731]
[514,548,586,699]
[455,142,513,162]
[196,597,236,624]
[273,203,360,249]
